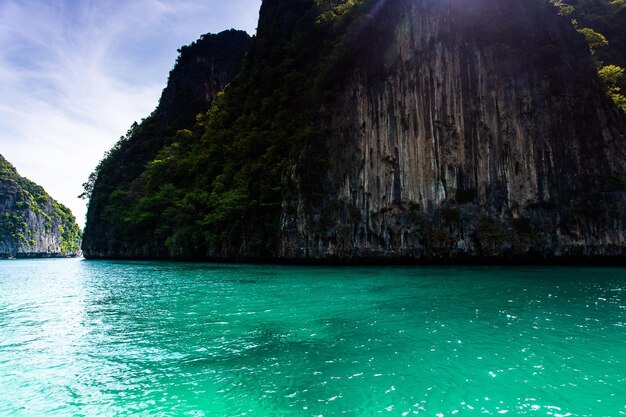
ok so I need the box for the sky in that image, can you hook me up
[0,0,262,228]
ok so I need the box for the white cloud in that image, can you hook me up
[0,0,261,228]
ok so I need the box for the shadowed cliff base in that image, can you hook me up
[81,252,626,267]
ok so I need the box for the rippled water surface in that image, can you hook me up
[1,259,625,416]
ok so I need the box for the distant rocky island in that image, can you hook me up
[0,155,81,258]
[82,0,626,263]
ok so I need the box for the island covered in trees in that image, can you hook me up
[0,155,81,258]
[81,0,626,263]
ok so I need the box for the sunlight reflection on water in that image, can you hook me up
[0,259,625,416]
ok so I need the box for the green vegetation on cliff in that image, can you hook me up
[127,1,373,257]
[82,30,251,257]
[83,0,626,261]
[83,3,370,258]
[0,155,81,256]
[553,0,626,111]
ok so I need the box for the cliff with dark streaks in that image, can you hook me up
[280,0,626,261]
[0,155,81,258]
[83,0,626,262]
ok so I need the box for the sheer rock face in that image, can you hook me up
[0,155,81,258]
[279,0,626,261]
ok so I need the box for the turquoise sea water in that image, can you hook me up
[0,259,625,416]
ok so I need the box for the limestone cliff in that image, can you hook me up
[281,0,626,261]
[0,155,81,258]
[83,0,626,263]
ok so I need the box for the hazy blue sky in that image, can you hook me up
[0,0,262,227]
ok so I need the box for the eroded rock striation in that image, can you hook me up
[281,0,626,261]
[83,0,626,263]
[0,155,81,258]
